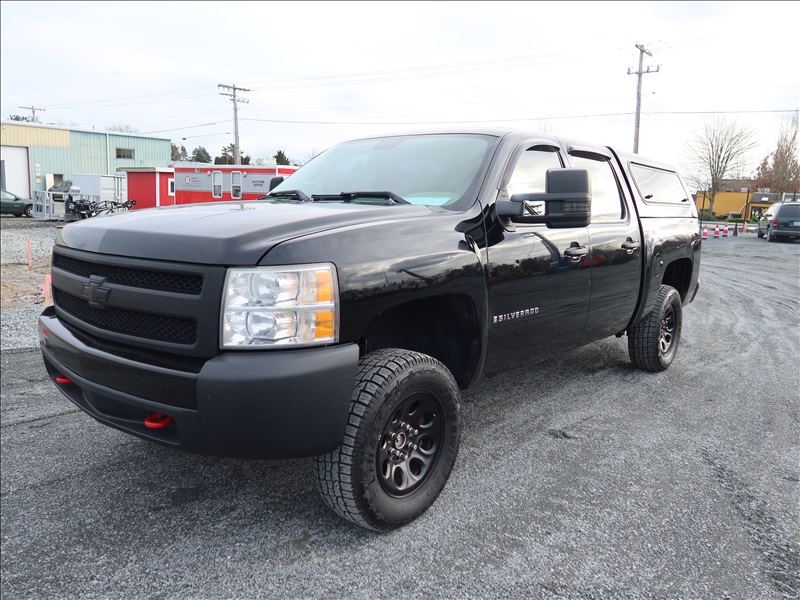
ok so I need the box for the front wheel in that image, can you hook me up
[314,348,461,531]
[628,285,682,372]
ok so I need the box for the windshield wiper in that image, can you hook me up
[335,191,410,204]
[266,189,312,202]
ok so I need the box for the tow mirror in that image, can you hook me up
[269,176,284,191]
[496,168,592,228]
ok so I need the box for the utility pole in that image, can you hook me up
[19,105,45,123]
[627,44,659,154]
[218,84,250,165]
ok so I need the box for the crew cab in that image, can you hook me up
[38,128,701,530]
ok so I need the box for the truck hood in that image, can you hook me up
[57,201,434,265]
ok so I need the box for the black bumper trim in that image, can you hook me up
[38,312,360,458]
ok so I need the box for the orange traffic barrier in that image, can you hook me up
[723,223,730,237]
[713,224,720,239]
[702,225,709,240]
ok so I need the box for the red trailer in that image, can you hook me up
[173,163,298,205]
[120,163,299,209]
[119,167,176,209]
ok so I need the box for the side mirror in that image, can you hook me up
[496,168,592,228]
[269,176,284,191]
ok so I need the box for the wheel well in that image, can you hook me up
[361,294,480,389]
[661,257,693,301]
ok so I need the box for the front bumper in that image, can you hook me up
[38,308,359,458]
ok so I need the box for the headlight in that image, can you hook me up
[221,264,338,348]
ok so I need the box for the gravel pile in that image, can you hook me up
[1,220,61,353]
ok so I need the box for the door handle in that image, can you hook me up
[621,239,640,254]
[564,245,589,262]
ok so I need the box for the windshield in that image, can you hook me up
[272,133,496,209]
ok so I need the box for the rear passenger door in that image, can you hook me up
[568,148,642,344]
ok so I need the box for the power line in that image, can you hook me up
[240,108,795,126]
[140,108,795,135]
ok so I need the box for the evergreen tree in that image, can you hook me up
[215,144,250,165]
[191,146,212,163]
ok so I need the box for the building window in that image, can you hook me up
[231,171,243,199]
[116,148,134,159]
[168,178,175,196]
[212,171,223,198]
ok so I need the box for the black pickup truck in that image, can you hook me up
[38,128,701,530]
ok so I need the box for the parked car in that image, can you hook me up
[757,202,800,242]
[0,190,33,218]
[47,180,72,200]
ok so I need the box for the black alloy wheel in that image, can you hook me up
[314,348,461,531]
[628,284,683,372]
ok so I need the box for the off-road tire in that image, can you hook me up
[628,284,682,373]
[313,348,461,531]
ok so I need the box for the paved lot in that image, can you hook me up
[1,231,798,599]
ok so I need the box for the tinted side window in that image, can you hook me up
[507,147,563,195]
[570,154,624,221]
[507,147,563,217]
[629,163,689,204]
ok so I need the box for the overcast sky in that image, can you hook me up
[1,1,798,177]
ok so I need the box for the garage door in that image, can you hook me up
[0,145,31,197]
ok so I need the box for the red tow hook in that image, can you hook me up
[144,413,173,429]
[56,375,73,385]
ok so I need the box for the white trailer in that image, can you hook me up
[34,173,127,220]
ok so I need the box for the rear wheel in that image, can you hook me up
[766,227,776,242]
[23,204,33,218]
[314,348,461,531]
[628,285,682,372]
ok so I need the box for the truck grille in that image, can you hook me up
[54,254,203,293]
[54,289,198,344]
[50,246,226,357]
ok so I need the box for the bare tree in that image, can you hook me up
[685,116,758,216]
[105,123,139,133]
[171,143,188,162]
[752,111,800,200]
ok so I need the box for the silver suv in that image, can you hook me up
[757,202,800,242]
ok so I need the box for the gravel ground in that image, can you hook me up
[2,214,798,600]
[0,216,61,352]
